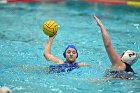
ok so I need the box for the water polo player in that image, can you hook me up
[94,16,138,79]
[44,35,91,74]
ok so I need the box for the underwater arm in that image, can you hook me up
[94,16,121,66]
[44,35,64,64]
[78,62,92,67]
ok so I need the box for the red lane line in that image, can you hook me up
[7,0,64,3]
[5,0,128,4]
[46,0,64,2]
[7,0,40,2]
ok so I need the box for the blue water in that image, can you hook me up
[0,1,140,93]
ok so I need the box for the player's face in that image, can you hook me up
[65,48,77,63]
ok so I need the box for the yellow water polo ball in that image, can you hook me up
[42,20,58,37]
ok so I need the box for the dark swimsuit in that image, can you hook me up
[48,62,79,74]
[105,62,135,79]
[124,62,135,73]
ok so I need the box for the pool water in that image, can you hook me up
[0,1,140,93]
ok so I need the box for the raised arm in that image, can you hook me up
[94,16,122,66]
[44,35,64,64]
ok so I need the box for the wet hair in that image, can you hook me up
[63,45,78,58]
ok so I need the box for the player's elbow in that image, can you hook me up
[43,52,51,61]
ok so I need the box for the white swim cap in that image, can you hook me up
[0,86,12,93]
[121,50,138,65]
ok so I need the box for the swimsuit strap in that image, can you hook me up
[64,61,79,67]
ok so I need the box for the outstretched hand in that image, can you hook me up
[94,15,103,27]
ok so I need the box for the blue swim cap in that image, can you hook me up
[63,45,78,58]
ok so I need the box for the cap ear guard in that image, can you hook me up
[121,50,138,65]
[63,52,66,58]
